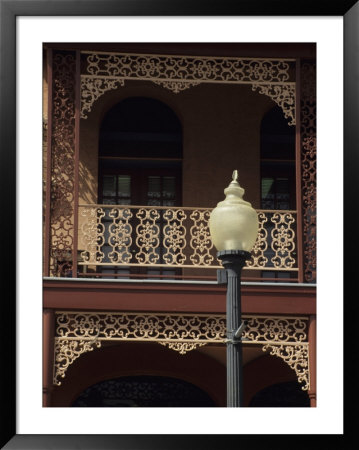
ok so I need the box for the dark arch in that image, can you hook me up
[99,96,183,159]
[97,96,183,206]
[72,375,216,407]
[50,342,226,407]
[249,381,310,407]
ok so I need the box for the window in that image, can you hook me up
[96,97,183,279]
[260,105,295,210]
[260,106,296,280]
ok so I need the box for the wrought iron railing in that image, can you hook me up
[77,205,298,274]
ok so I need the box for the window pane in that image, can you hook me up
[147,176,161,205]
[261,178,275,208]
[261,178,274,200]
[277,201,289,210]
[148,176,161,196]
[162,176,176,199]
[103,197,116,205]
[276,178,289,210]
[276,177,289,188]
[116,198,131,205]
[117,175,131,204]
[276,178,289,196]
[103,176,116,196]
[118,175,131,197]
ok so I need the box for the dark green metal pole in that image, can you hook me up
[217,250,250,407]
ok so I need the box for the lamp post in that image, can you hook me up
[209,170,259,407]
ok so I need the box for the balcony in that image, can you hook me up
[47,205,301,282]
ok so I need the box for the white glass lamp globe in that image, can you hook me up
[209,171,259,252]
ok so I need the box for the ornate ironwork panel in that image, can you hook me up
[78,206,298,273]
[80,52,296,124]
[53,312,310,390]
[48,51,77,276]
[83,52,294,82]
[300,61,316,282]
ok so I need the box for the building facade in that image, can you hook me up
[43,43,316,407]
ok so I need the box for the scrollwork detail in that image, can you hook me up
[300,61,316,282]
[135,208,161,264]
[108,208,133,264]
[246,212,268,268]
[83,53,293,83]
[80,207,105,263]
[270,213,296,268]
[152,80,201,93]
[49,51,76,276]
[189,210,214,266]
[54,338,101,385]
[81,76,125,119]
[158,341,207,355]
[262,343,309,390]
[252,83,296,125]
[162,209,187,265]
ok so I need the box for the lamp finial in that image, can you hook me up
[232,170,239,182]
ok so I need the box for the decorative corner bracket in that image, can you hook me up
[252,83,296,125]
[262,343,309,390]
[53,338,101,386]
[81,76,125,119]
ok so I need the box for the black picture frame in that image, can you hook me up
[1,1,356,448]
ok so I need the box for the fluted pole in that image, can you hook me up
[217,250,250,407]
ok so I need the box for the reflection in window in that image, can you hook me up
[261,177,290,210]
[101,175,131,205]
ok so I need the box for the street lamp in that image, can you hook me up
[209,170,259,407]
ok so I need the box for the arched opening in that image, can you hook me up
[50,342,226,407]
[98,97,182,206]
[72,375,216,407]
[96,97,183,279]
[249,381,310,407]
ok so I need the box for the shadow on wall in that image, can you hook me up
[78,161,98,204]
